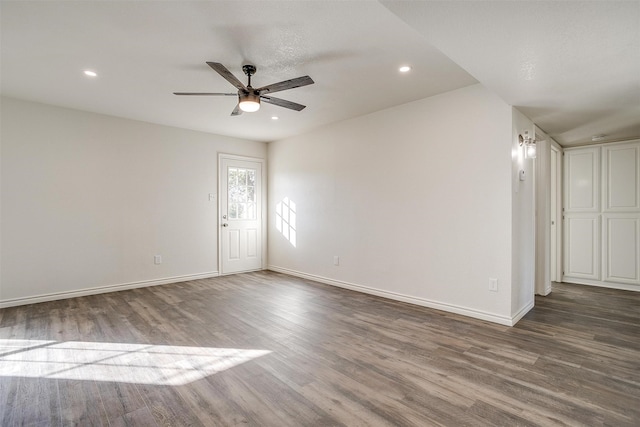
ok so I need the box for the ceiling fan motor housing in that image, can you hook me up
[242,64,257,77]
[240,92,260,103]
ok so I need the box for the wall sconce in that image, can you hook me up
[519,130,537,159]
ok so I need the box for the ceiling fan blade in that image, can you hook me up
[173,92,236,96]
[261,96,306,111]
[231,104,243,116]
[256,76,314,95]
[206,62,247,91]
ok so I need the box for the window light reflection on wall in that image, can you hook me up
[276,197,297,247]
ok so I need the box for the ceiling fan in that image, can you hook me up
[174,62,314,116]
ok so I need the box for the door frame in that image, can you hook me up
[534,136,551,296]
[217,153,267,275]
[550,144,563,284]
[534,127,563,296]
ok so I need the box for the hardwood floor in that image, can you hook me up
[1,271,638,426]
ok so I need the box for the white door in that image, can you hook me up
[563,147,600,281]
[601,143,640,285]
[219,155,263,274]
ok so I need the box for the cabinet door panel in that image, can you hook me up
[565,148,600,212]
[603,143,639,211]
[603,214,640,284]
[564,215,599,280]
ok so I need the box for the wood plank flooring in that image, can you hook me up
[1,271,638,426]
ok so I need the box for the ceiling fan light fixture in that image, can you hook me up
[239,92,260,112]
[175,62,313,115]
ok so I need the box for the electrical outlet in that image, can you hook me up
[333,256,340,266]
[154,255,162,265]
[489,278,498,292]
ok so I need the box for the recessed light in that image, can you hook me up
[399,66,411,73]
[591,134,606,142]
[271,116,279,120]
[83,70,97,77]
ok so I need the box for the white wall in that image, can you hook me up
[0,97,266,305]
[511,108,536,318]
[268,84,520,324]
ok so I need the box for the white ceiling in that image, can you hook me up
[0,1,475,143]
[1,1,638,146]
[382,0,640,146]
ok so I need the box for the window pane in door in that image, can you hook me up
[227,167,257,220]
[230,187,241,203]
[228,168,238,186]
[237,203,245,219]
[237,169,247,186]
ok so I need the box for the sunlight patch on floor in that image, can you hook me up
[0,339,271,385]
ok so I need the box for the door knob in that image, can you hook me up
[222,223,228,227]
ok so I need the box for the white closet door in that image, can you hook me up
[564,148,600,282]
[601,142,640,285]
[564,141,640,288]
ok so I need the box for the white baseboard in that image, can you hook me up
[268,265,521,326]
[511,300,535,324]
[537,286,552,296]
[0,271,219,309]
[562,277,640,292]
